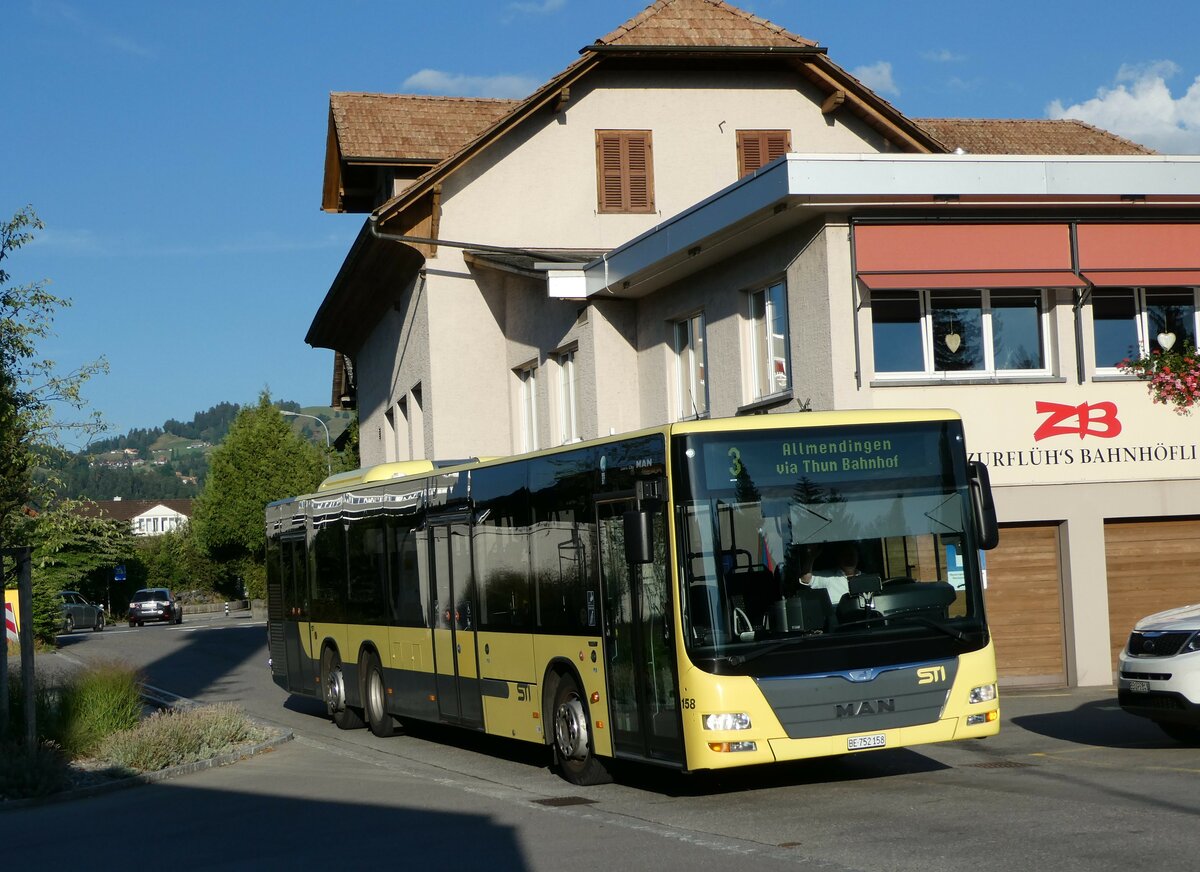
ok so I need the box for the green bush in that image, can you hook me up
[0,740,71,801]
[97,703,267,772]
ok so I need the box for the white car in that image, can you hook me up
[1118,603,1200,743]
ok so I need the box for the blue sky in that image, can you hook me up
[5,0,1200,447]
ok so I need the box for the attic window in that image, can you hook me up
[737,130,790,177]
[596,130,655,214]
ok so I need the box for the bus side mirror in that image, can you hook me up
[623,509,654,565]
[968,461,1000,551]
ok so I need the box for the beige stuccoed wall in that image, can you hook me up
[357,270,430,467]
[434,68,890,250]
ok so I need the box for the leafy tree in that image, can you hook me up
[136,524,220,595]
[1,206,107,639]
[191,392,325,599]
[26,501,136,641]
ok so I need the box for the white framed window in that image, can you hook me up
[673,312,708,419]
[1092,286,1198,370]
[558,349,578,444]
[870,288,1051,377]
[748,281,790,398]
[516,363,538,452]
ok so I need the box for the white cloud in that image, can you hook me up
[402,68,538,99]
[1047,61,1200,154]
[921,49,965,63]
[507,0,566,13]
[852,61,899,97]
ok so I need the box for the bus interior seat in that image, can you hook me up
[871,581,956,619]
[771,587,830,632]
[725,566,778,629]
[689,583,726,645]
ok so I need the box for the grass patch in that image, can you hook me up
[3,663,270,803]
[56,661,144,756]
[95,703,270,772]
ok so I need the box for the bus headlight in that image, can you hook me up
[703,712,751,731]
[969,683,997,704]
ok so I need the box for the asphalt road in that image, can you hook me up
[3,611,1197,871]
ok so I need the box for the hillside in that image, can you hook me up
[49,402,350,501]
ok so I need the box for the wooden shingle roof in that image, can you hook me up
[915,118,1155,156]
[596,0,818,48]
[330,93,520,162]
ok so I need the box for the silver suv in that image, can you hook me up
[1118,603,1200,743]
[128,588,183,627]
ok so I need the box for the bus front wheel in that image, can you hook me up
[322,648,364,731]
[552,674,612,785]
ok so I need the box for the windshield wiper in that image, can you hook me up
[835,614,970,643]
[715,635,822,667]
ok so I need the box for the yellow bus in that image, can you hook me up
[266,409,1000,784]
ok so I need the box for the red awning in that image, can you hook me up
[1077,224,1200,270]
[859,270,1086,290]
[1082,270,1200,287]
[854,223,1079,290]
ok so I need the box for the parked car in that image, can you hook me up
[128,588,183,627]
[59,590,105,633]
[1117,603,1200,743]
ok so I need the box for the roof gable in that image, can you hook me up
[76,499,193,523]
[365,1,937,229]
[596,0,817,48]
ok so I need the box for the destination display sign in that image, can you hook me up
[697,424,954,491]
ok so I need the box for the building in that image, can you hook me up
[78,498,192,536]
[306,0,1199,688]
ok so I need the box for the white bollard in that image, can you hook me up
[224,602,229,617]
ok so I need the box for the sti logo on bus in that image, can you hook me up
[917,665,947,685]
[836,699,895,718]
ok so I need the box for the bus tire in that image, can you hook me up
[322,647,364,730]
[363,652,396,738]
[552,673,612,786]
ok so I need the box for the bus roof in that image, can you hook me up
[303,408,963,498]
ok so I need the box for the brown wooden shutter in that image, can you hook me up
[737,130,791,177]
[596,130,655,213]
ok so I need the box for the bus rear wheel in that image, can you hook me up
[363,653,396,738]
[552,674,612,786]
[322,648,364,730]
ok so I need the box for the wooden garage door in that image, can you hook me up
[985,523,1066,687]
[1104,518,1200,671]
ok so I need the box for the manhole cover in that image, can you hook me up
[533,796,598,807]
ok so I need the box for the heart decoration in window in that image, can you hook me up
[945,332,962,353]
[1158,331,1177,351]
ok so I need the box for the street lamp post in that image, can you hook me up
[282,411,332,477]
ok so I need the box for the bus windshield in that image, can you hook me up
[675,420,987,673]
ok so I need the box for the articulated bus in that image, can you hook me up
[266,409,1001,784]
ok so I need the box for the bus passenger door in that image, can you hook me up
[597,499,683,765]
[281,538,316,693]
[429,520,483,728]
